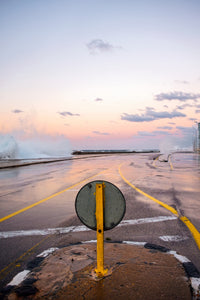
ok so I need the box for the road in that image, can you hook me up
[0,152,200,289]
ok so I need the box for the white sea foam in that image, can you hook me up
[0,134,71,159]
[0,135,18,159]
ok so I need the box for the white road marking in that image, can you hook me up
[7,270,30,286]
[6,240,200,298]
[159,235,189,242]
[190,278,200,299]
[0,215,177,239]
[37,247,59,258]
[0,225,89,239]
[168,250,191,263]
[120,215,177,226]
[82,240,97,243]
[123,241,146,246]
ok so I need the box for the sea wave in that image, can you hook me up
[0,134,71,159]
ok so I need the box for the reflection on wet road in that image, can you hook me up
[0,153,199,288]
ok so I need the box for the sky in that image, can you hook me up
[1,0,200,151]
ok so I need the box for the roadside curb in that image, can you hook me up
[1,241,200,299]
[0,154,109,169]
[141,242,200,299]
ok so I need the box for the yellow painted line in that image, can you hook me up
[118,163,200,250]
[0,167,113,279]
[153,156,159,168]
[0,170,105,223]
[118,163,178,216]
[168,155,174,171]
[0,236,49,278]
[180,216,200,249]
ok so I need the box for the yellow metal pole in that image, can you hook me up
[95,183,108,277]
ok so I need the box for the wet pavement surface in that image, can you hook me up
[1,243,194,299]
[0,152,200,297]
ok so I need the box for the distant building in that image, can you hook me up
[194,122,200,152]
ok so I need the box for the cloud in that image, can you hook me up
[155,91,200,102]
[146,106,155,111]
[174,80,189,84]
[176,126,194,134]
[58,111,80,117]
[174,126,195,149]
[86,39,120,54]
[195,109,200,113]
[158,126,173,130]
[137,130,172,137]
[94,98,103,102]
[138,131,156,136]
[176,103,193,110]
[93,131,110,135]
[121,107,186,123]
[12,109,24,114]
[153,130,171,135]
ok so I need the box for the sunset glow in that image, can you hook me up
[1,0,200,153]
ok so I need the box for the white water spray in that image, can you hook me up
[0,134,71,159]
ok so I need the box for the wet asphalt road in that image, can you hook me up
[0,152,199,288]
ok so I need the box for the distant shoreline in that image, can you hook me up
[72,150,160,155]
[0,151,159,169]
[1,150,195,169]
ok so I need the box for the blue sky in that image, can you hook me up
[0,0,200,151]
